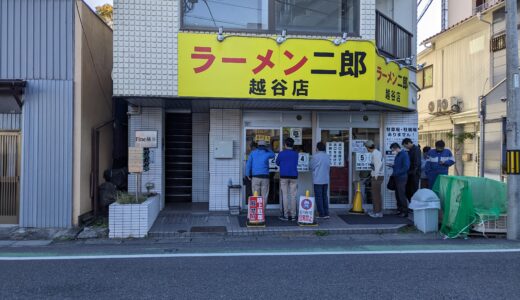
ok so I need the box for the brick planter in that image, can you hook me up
[109,194,161,238]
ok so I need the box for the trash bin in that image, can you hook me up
[409,189,441,233]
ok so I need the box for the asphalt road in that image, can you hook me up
[1,251,519,300]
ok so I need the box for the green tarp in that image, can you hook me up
[432,176,507,238]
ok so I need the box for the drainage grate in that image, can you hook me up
[190,226,227,233]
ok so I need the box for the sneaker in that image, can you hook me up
[398,212,408,218]
[323,215,330,219]
[278,216,289,221]
[290,216,297,222]
[368,212,383,218]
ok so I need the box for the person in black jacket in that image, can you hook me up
[402,138,421,201]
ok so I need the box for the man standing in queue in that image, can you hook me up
[277,138,299,221]
[425,140,455,189]
[246,140,275,209]
[364,140,384,218]
[389,143,410,218]
[402,138,422,200]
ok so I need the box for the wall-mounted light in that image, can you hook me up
[276,29,287,44]
[333,32,348,46]
[217,26,224,42]
[385,55,416,67]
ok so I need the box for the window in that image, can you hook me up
[491,34,506,52]
[182,0,360,35]
[182,0,269,30]
[417,65,433,89]
[275,0,360,34]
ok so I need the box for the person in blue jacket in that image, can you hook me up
[276,138,299,221]
[246,140,275,207]
[389,143,410,217]
[425,140,455,189]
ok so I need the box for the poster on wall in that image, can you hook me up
[355,152,372,171]
[384,126,419,169]
[352,140,368,153]
[269,153,279,172]
[326,142,344,167]
[290,128,303,145]
[135,131,158,148]
[298,153,310,172]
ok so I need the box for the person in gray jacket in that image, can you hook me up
[310,142,331,219]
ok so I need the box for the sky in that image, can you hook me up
[83,0,442,53]
[84,0,112,10]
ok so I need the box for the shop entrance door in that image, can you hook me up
[165,113,192,204]
[244,128,281,207]
[320,130,350,207]
[0,132,20,224]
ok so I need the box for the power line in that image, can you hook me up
[417,0,434,22]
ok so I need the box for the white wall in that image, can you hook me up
[192,113,209,203]
[128,107,165,206]
[209,109,241,211]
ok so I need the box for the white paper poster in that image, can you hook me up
[326,142,344,167]
[352,140,368,153]
[384,126,419,168]
[298,153,310,172]
[290,128,303,145]
[135,131,158,148]
[355,152,372,171]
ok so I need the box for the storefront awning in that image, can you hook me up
[120,97,413,113]
[0,79,26,113]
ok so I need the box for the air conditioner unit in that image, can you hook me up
[436,99,442,113]
[428,101,436,113]
[440,98,450,112]
[450,96,462,113]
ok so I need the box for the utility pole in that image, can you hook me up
[506,0,520,240]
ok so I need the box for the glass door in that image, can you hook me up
[320,130,350,205]
[244,128,281,206]
[351,128,381,207]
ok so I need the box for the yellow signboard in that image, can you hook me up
[178,33,410,108]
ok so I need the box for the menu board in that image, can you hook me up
[326,142,344,167]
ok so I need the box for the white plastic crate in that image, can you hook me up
[472,214,507,234]
[414,209,439,233]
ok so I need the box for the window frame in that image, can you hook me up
[180,0,361,37]
[419,65,433,89]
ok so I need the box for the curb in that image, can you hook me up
[148,225,407,239]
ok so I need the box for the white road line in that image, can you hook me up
[1,248,520,261]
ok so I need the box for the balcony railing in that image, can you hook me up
[375,11,413,60]
[473,0,503,15]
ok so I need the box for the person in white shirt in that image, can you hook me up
[364,140,384,218]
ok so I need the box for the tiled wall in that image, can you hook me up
[128,107,164,207]
[113,0,179,96]
[383,112,418,210]
[192,113,209,203]
[209,109,241,211]
[113,0,379,98]
[360,0,376,40]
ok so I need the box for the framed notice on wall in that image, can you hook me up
[326,142,344,167]
[135,131,158,148]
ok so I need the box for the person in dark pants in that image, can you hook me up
[420,146,431,189]
[310,142,331,219]
[389,143,410,218]
[402,138,421,200]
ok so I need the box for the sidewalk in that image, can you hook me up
[147,209,414,238]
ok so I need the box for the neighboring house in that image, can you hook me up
[113,0,419,214]
[0,0,113,227]
[417,0,517,181]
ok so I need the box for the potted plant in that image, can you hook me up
[109,190,160,238]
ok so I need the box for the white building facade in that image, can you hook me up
[113,0,418,213]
